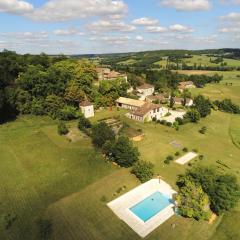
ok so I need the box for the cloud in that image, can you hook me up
[0,0,33,14]
[169,24,194,32]
[0,31,48,42]
[26,0,127,22]
[160,0,210,11]
[87,20,136,33]
[220,12,240,22]
[219,27,240,33]
[136,35,144,41]
[93,35,131,45]
[132,17,159,26]
[145,26,167,33]
[53,28,84,36]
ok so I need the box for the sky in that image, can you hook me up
[0,0,240,54]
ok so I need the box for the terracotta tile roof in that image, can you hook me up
[80,101,93,107]
[131,102,161,117]
[137,83,154,90]
[173,97,192,104]
[147,94,168,101]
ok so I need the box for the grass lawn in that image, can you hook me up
[0,115,117,239]
[0,109,239,240]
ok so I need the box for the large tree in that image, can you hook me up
[176,175,211,220]
[91,122,115,148]
[111,136,139,167]
[194,95,212,118]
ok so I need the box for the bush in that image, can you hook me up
[199,155,204,160]
[166,155,174,161]
[192,149,198,153]
[164,159,170,164]
[183,147,188,152]
[166,122,172,127]
[78,114,91,130]
[131,161,154,183]
[57,122,69,135]
[175,151,180,156]
[214,99,240,114]
[176,117,184,125]
[184,109,201,123]
[199,126,207,134]
[58,106,79,120]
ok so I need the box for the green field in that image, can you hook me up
[154,55,240,69]
[0,106,240,240]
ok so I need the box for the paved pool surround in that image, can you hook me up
[107,179,177,238]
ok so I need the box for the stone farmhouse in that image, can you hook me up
[96,67,127,82]
[79,101,94,118]
[116,97,164,122]
[173,97,193,107]
[136,83,155,100]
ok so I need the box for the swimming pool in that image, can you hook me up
[130,191,172,222]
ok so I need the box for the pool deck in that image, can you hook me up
[175,152,198,165]
[107,179,177,238]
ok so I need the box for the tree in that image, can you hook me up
[185,166,240,214]
[78,114,92,130]
[131,161,154,182]
[176,175,211,220]
[91,122,115,148]
[169,93,175,108]
[45,95,64,119]
[111,136,139,167]
[64,81,85,107]
[58,121,69,135]
[184,109,201,123]
[194,95,211,118]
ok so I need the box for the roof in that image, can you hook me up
[96,67,110,73]
[80,101,93,107]
[173,97,192,104]
[131,102,161,117]
[116,97,145,107]
[147,94,168,101]
[137,83,154,90]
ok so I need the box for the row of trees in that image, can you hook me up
[77,118,154,182]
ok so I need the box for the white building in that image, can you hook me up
[79,101,94,118]
[173,97,193,107]
[127,102,164,122]
[136,84,155,100]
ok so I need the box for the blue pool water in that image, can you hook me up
[130,191,172,222]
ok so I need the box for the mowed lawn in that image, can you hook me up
[0,110,240,240]
[0,116,117,240]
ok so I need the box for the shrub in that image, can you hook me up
[183,147,188,152]
[166,155,174,161]
[78,114,92,130]
[175,151,180,156]
[176,117,184,125]
[199,155,204,160]
[152,117,157,122]
[166,122,172,127]
[184,109,201,123]
[131,161,154,183]
[192,149,198,153]
[57,122,69,135]
[164,159,170,164]
[199,126,207,134]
